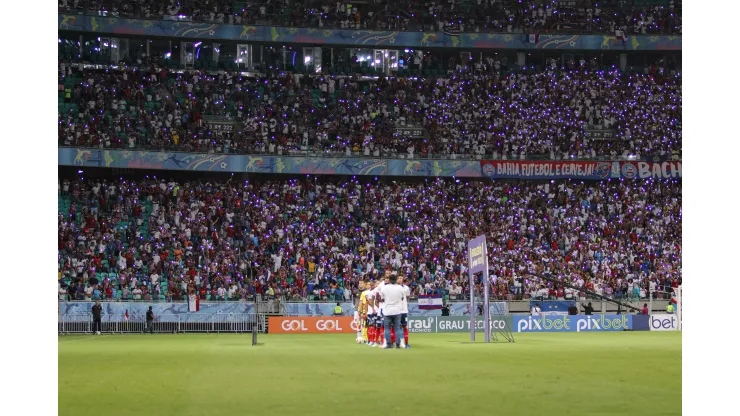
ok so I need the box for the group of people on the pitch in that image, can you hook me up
[354,272,411,349]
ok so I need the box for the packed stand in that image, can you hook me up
[58,61,682,159]
[58,0,682,34]
[58,176,682,304]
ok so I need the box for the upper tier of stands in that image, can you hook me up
[59,0,682,34]
[59,62,681,160]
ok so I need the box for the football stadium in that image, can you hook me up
[56,1,683,415]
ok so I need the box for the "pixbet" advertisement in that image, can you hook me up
[513,314,632,332]
[649,314,678,331]
[268,317,360,334]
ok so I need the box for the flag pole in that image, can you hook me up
[468,249,475,342]
[483,242,490,343]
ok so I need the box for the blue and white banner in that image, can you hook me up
[513,314,632,332]
[60,301,507,318]
[59,14,682,51]
[418,295,444,310]
[283,302,506,316]
[58,148,481,178]
[283,303,355,317]
[531,301,575,314]
[60,302,254,320]
[408,302,507,316]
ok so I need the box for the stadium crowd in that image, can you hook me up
[58,176,682,304]
[58,0,682,34]
[58,61,682,159]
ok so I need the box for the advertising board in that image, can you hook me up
[268,317,359,334]
[407,316,512,333]
[512,314,632,332]
[649,314,679,331]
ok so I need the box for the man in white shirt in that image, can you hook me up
[399,275,411,348]
[363,282,379,347]
[379,274,406,349]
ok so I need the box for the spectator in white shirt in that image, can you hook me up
[84,285,94,301]
[531,303,542,316]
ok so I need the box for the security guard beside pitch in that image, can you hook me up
[145,306,155,334]
[333,303,343,316]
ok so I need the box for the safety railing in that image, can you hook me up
[58,313,266,334]
[58,299,283,312]
[58,288,678,306]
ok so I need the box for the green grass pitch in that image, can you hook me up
[59,332,681,416]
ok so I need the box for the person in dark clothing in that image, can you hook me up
[567,302,579,315]
[581,302,594,315]
[91,301,103,334]
[145,306,155,334]
[441,303,451,316]
[75,282,85,300]
[67,284,77,300]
